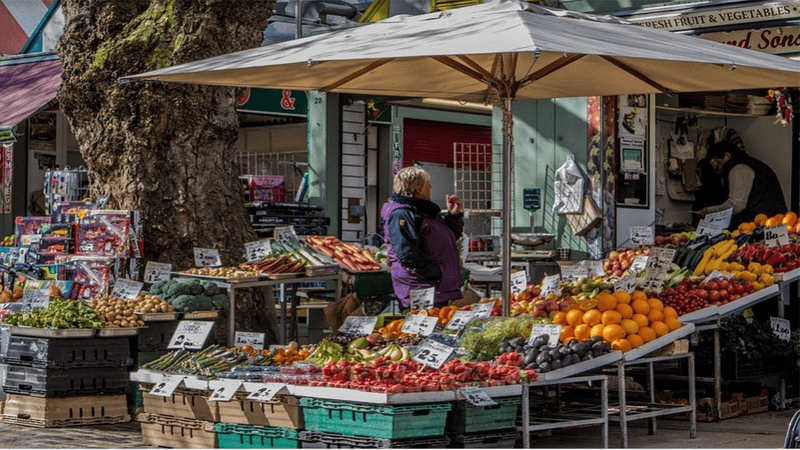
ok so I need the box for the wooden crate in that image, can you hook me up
[140,383,219,422]
[745,389,769,415]
[0,393,129,427]
[139,413,217,449]
[654,339,689,356]
[216,394,303,429]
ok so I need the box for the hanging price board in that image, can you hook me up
[539,275,561,297]
[149,376,184,397]
[412,339,455,369]
[144,262,172,283]
[614,274,637,294]
[168,321,215,350]
[338,316,378,336]
[234,332,266,350]
[528,324,562,346]
[696,208,732,237]
[194,248,222,268]
[764,224,790,248]
[459,386,497,407]
[273,226,297,245]
[629,226,654,246]
[510,270,528,294]
[245,382,286,403]
[208,379,243,402]
[21,289,50,312]
[401,315,438,336]
[409,287,435,312]
[444,311,476,331]
[629,256,649,274]
[111,279,143,300]
[770,317,791,342]
[560,265,589,283]
[245,240,272,263]
[472,302,494,319]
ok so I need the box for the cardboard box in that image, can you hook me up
[1,394,129,427]
[216,394,303,429]
[718,393,742,420]
[139,413,217,449]
[140,385,219,422]
[745,389,769,415]
[655,339,689,355]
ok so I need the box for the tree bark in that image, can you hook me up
[57,0,279,343]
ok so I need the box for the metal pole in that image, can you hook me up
[502,96,513,316]
[296,0,303,39]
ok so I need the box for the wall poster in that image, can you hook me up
[616,95,649,209]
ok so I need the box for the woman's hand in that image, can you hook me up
[446,195,462,215]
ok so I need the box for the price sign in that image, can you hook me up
[208,379,242,402]
[401,314,438,336]
[510,270,528,294]
[641,271,668,293]
[472,302,494,319]
[584,260,606,277]
[412,339,455,369]
[338,316,378,336]
[459,386,497,407]
[194,248,222,268]
[629,256,649,274]
[539,275,561,297]
[168,321,215,350]
[144,262,172,283]
[629,226,654,246]
[245,382,286,403]
[273,226,297,245]
[770,317,791,342]
[696,208,732,237]
[764,224,790,248]
[21,289,50,312]
[149,376,184,397]
[445,311,476,331]
[245,240,272,263]
[704,270,735,281]
[560,265,589,283]
[528,324,562,346]
[111,279,143,300]
[614,274,637,293]
[234,332,266,350]
[646,247,676,274]
[409,287,435,312]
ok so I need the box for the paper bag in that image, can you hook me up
[553,155,585,214]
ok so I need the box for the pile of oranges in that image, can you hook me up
[552,290,682,353]
[735,212,798,235]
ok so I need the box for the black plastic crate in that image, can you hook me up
[3,365,129,397]
[299,431,450,449]
[448,429,520,448]
[2,336,132,369]
[137,321,179,352]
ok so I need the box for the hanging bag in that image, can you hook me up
[553,155,585,214]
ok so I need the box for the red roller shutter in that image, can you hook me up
[403,118,491,169]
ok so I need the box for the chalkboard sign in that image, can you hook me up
[523,188,541,212]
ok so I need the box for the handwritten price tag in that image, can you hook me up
[641,271,667,293]
[273,226,297,245]
[560,265,589,283]
[445,311,476,331]
[21,289,50,312]
[401,315,438,336]
[510,270,528,294]
[338,316,378,336]
[149,376,183,397]
[629,256,649,274]
[112,279,143,300]
[697,208,732,237]
[647,247,676,274]
[144,262,172,283]
[629,226,654,246]
[472,302,494,319]
[614,274,637,293]
[208,379,242,402]
[194,248,222,268]
[539,275,561,298]
[459,386,497,407]
[409,287,435,312]
[234,332,266,350]
[245,240,272,263]
[412,339,455,369]
[245,382,286,402]
[528,324,562,346]
[168,321,215,350]
[770,317,791,342]
[764,224,790,248]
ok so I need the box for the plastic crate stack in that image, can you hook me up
[0,332,132,428]
[129,315,180,411]
[445,396,522,448]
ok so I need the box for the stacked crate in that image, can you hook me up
[0,333,131,427]
[446,396,522,447]
[213,392,305,449]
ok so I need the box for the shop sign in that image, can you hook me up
[236,88,308,117]
[193,248,222,268]
[245,240,272,263]
[697,25,800,56]
[628,2,800,32]
[3,144,12,214]
[764,224,790,248]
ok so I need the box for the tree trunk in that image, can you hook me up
[57,0,279,343]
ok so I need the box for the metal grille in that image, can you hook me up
[453,143,503,236]
[236,151,307,199]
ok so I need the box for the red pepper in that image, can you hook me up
[766,252,787,267]
[775,267,789,273]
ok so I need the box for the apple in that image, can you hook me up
[609,251,620,261]
[614,269,624,277]
[620,261,631,271]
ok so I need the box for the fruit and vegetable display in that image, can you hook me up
[181,266,263,279]
[306,235,381,272]
[657,276,760,316]
[734,212,799,236]
[496,334,612,374]
[4,298,105,329]
[603,247,651,277]
[131,292,176,314]
[142,345,278,378]
[148,279,229,312]
[89,294,146,328]
[459,316,537,361]
[244,253,309,274]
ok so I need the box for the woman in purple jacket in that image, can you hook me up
[381,167,464,308]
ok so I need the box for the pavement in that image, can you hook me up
[0,409,794,448]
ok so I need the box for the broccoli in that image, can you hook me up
[195,295,214,311]
[166,281,191,299]
[149,280,169,296]
[186,280,204,296]
[211,293,229,310]
[169,294,203,312]
[200,280,220,296]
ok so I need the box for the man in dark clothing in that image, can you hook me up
[698,140,786,228]
[381,167,464,308]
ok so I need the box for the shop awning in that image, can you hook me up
[0,55,62,129]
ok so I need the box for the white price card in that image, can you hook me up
[245,240,272,263]
[112,279,143,300]
[149,376,184,397]
[614,274,637,294]
[629,226,654,246]
[409,287,435,312]
[194,248,222,268]
[704,270,735,281]
[770,317,791,342]
[459,386,497,407]
[168,321,216,350]
[560,265,589,283]
[144,262,172,283]
[208,379,242,402]
[245,382,286,403]
[629,256,649,274]
[646,247,676,274]
[234,332,266,350]
[584,260,606,278]
[273,226,297,245]
[412,339,455,369]
[539,275,561,298]
[401,314,438,336]
[21,289,50,312]
[510,270,528,294]
[641,271,667,293]
[472,302,494,319]
[338,316,378,336]
[444,311,476,331]
[528,324,562,346]
[696,208,732,237]
[764,224,790,248]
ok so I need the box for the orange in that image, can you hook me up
[566,309,585,328]
[664,317,682,332]
[638,327,657,343]
[563,336,577,345]
[613,290,631,304]
[631,299,651,315]
[601,310,623,325]
[567,303,582,311]
[631,290,647,302]
[627,334,644,349]
[663,306,678,320]
[651,321,669,337]
[765,217,781,227]
[647,298,664,311]
[596,293,617,312]
[754,213,768,226]
[647,309,665,323]
[632,313,649,328]
[560,326,575,343]
[616,303,634,319]
[579,298,599,311]
[590,323,605,338]
[775,214,785,222]
[582,309,602,327]
[574,324,591,342]
[552,311,568,325]
[783,212,798,227]
[602,324,626,342]
[620,319,639,336]
[611,338,632,352]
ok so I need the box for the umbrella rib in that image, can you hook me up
[600,56,671,93]
[518,54,584,87]
[456,55,498,82]
[319,58,395,93]
[432,56,499,88]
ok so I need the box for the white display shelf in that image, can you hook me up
[678,306,718,324]
[130,369,210,390]
[775,268,800,284]
[537,351,622,381]
[622,323,695,362]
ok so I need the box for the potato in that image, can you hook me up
[137,320,145,327]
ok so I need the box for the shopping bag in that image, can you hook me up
[553,155,585,214]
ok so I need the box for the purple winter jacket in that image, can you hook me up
[381,194,464,307]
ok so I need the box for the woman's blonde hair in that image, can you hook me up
[393,167,430,197]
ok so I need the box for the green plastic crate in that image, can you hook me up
[214,423,299,449]
[127,382,144,410]
[300,398,452,439]
[447,397,521,434]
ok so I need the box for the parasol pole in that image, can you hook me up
[501,95,513,317]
